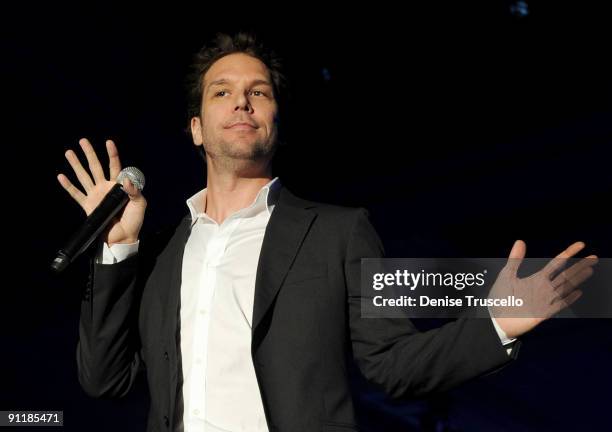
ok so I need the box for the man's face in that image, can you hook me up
[191,53,279,162]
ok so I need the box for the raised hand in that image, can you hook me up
[490,240,598,338]
[57,138,147,246]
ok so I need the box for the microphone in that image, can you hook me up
[50,167,145,273]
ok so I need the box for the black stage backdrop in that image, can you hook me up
[2,1,612,431]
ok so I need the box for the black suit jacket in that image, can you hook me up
[77,186,518,432]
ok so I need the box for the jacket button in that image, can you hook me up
[82,288,91,302]
[163,415,169,427]
[163,351,169,361]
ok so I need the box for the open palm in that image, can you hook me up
[57,138,147,246]
[491,240,597,338]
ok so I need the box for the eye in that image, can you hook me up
[250,90,267,97]
[214,90,228,97]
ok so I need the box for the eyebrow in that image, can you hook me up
[206,78,273,90]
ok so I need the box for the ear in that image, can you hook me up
[190,116,203,146]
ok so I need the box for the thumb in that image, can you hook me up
[122,178,142,200]
[505,239,526,275]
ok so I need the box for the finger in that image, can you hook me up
[551,255,598,289]
[542,241,586,277]
[65,148,95,192]
[79,138,107,184]
[57,173,86,206]
[106,139,122,180]
[549,289,582,317]
[505,240,526,275]
[122,178,141,199]
[553,265,595,299]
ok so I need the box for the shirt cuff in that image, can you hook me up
[97,240,140,264]
[491,316,518,355]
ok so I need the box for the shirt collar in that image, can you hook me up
[186,177,281,225]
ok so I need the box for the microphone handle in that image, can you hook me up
[51,183,129,272]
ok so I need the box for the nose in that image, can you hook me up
[234,91,253,113]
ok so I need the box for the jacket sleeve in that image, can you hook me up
[346,208,520,399]
[76,247,145,399]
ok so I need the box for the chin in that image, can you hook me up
[222,141,271,160]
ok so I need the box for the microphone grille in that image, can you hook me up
[116,167,145,191]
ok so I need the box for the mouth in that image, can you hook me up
[226,122,257,130]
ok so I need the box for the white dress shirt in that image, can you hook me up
[101,177,280,432]
[98,177,514,431]
[177,177,280,432]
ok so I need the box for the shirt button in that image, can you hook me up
[163,351,169,361]
[193,409,199,415]
[196,358,202,364]
[199,309,206,315]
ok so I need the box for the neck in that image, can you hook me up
[204,157,273,224]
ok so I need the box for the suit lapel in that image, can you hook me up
[165,215,192,331]
[162,215,192,417]
[251,187,317,351]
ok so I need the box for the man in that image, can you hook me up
[57,33,592,431]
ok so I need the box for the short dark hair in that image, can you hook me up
[185,32,288,158]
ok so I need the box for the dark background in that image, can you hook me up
[2,1,612,430]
